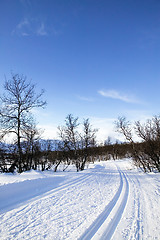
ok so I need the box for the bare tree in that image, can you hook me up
[115,115,160,172]
[115,116,133,143]
[58,114,80,171]
[0,73,46,172]
[22,118,42,171]
[57,115,98,171]
[80,118,97,170]
[135,116,160,172]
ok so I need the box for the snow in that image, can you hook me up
[0,159,160,239]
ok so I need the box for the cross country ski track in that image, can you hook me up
[79,165,129,240]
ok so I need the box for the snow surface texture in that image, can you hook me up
[0,159,160,240]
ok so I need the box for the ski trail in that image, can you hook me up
[99,172,129,240]
[79,170,129,240]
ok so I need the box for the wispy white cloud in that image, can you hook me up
[12,18,48,37]
[87,116,123,143]
[38,116,121,143]
[98,89,138,103]
[21,32,29,36]
[17,18,29,29]
[37,23,47,36]
[76,95,94,102]
[12,18,30,36]
[38,124,58,139]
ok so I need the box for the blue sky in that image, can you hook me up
[0,0,160,142]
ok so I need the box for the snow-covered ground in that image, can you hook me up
[0,159,160,240]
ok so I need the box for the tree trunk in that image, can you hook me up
[17,113,22,173]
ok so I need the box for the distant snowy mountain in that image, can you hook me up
[0,139,61,152]
[38,139,61,151]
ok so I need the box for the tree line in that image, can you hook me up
[115,116,160,172]
[0,73,160,173]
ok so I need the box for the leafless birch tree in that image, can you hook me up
[0,73,46,172]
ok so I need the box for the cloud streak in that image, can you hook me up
[13,18,48,36]
[98,89,138,103]
[17,18,29,29]
[76,95,94,102]
[37,23,47,36]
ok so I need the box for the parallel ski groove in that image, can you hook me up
[79,169,129,240]
[100,172,129,240]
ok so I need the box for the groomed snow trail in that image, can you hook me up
[79,166,129,240]
[110,160,160,240]
[0,159,160,240]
